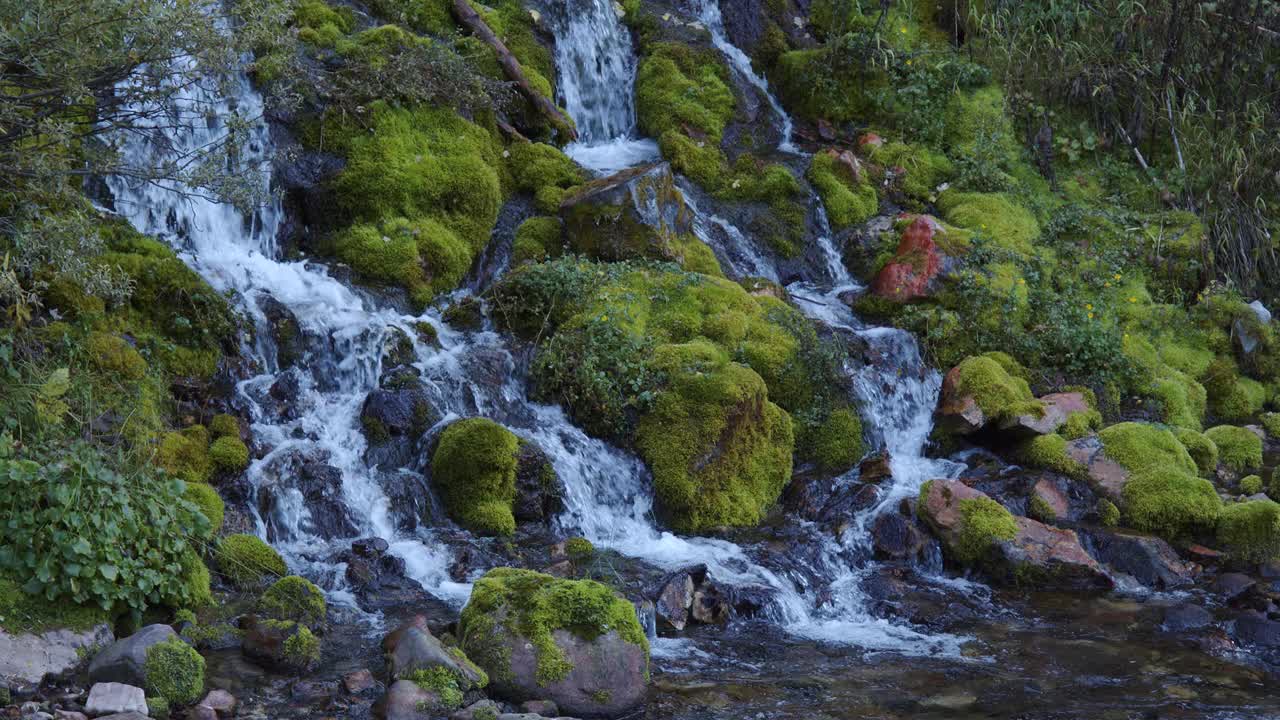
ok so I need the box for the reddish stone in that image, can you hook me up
[1032,478,1070,520]
[823,148,863,183]
[871,215,944,302]
[1065,435,1130,500]
[934,365,986,435]
[817,119,837,141]
[858,452,894,484]
[999,391,1089,437]
[1186,544,1225,560]
[858,132,884,148]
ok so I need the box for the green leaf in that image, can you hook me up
[98,563,118,581]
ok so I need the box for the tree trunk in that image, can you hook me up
[451,0,578,141]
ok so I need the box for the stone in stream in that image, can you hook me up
[258,294,304,369]
[257,448,358,541]
[87,624,176,688]
[512,442,566,524]
[360,376,438,470]
[918,479,1112,590]
[343,669,379,696]
[871,511,927,560]
[1088,530,1194,589]
[381,616,487,690]
[373,679,447,720]
[459,569,648,718]
[0,622,114,686]
[85,683,147,716]
[239,616,320,673]
[450,700,502,720]
[858,452,893,484]
[1162,604,1214,632]
[198,689,237,718]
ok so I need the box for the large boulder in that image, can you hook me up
[459,569,649,718]
[87,624,176,688]
[361,377,437,470]
[0,622,114,685]
[917,479,1111,590]
[934,355,1040,436]
[240,616,320,674]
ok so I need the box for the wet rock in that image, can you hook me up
[691,584,731,625]
[343,669,378,697]
[871,215,946,303]
[450,700,502,720]
[858,452,893,484]
[998,392,1089,439]
[1163,604,1214,632]
[1064,435,1130,500]
[1030,477,1070,521]
[379,326,417,372]
[87,625,175,688]
[290,679,338,703]
[258,295,304,369]
[373,680,445,720]
[919,479,1112,590]
[1234,615,1280,648]
[266,370,303,421]
[239,616,319,673]
[198,689,237,718]
[1217,573,1257,600]
[520,700,559,716]
[560,163,694,265]
[652,566,702,633]
[512,443,565,525]
[0,622,114,685]
[258,449,357,541]
[381,616,486,690]
[85,683,147,716]
[819,483,881,525]
[1088,530,1194,589]
[361,380,437,470]
[871,512,927,560]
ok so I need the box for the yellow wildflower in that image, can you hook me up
[1088,312,1095,319]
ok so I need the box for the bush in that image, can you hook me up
[0,442,210,613]
[144,638,205,706]
[431,418,520,536]
[258,576,327,628]
[215,535,287,589]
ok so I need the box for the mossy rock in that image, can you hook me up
[511,216,564,267]
[258,576,327,628]
[215,535,287,589]
[208,414,241,439]
[209,436,250,474]
[807,150,879,230]
[1204,425,1263,473]
[1172,427,1219,477]
[144,638,205,706]
[458,568,648,717]
[156,429,212,485]
[1216,499,1280,564]
[1099,422,1199,477]
[431,418,520,536]
[1121,467,1222,539]
[941,354,1042,430]
[1241,475,1264,495]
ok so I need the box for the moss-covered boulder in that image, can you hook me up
[382,615,487,694]
[917,480,1112,590]
[1205,425,1263,474]
[144,637,205,706]
[258,576,327,628]
[430,418,520,536]
[934,354,1043,435]
[1216,499,1280,565]
[638,341,794,533]
[459,568,648,718]
[808,148,878,230]
[241,616,321,673]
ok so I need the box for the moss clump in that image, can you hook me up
[1241,475,1264,495]
[0,573,109,634]
[636,43,735,143]
[1172,427,1219,477]
[334,217,471,307]
[178,550,213,609]
[86,332,148,381]
[1216,499,1280,564]
[281,621,321,669]
[459,568,648,687]
[1202,358,1268,421]
[1028,494,1057,523]
[216,535,287,589]
[209,436,250,473]
[156,429,211,484]
[508,142,584,213]
[807,151,879,229]
[511,216,563,267]
[406,666,464,709]
[431,418,520,536]
[866,140,954,202]
[258,576,326,628]
[1099,422,1199,476]
[144,638,205,706]
[1122,467,1222,538]
[183,483,225,534]
[800,407,864,474]
[954,496,1018,565]
[208,414,240,439]
[637,342,794,533]
[294,0,355,46]
[564,537,595,560]
[145,696,170,720]
[1097,499,1121,527]
[1204,425,1263,473]
[951,355,1042,421]
[935,191,1040,255]
[1017,434,1086,477]
[1262,412,1280,438]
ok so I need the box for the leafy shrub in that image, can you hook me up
[0,441,210,613]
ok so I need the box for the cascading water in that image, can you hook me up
[550,0,659,174]
[105,63,469,607]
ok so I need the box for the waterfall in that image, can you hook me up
[692,0,797,154]
[105,62,470,607]
[550,0,659,174]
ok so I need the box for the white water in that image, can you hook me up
[105,63,470,607]
[692,0,797,154]
[552,0,660,174]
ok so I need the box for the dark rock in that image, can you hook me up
[858,452,893,484]
[353,537,390,558]
[691,583,731,625]
[266,371,303,421]
[519,700,558,717]
[379,326,417,373]
[1163,604,1213,632]
[443,297,485,331]
[652,566,704,634]
[1217,573,1257,600]
[343,669,379,697]
[258,295,305,369]
[361,380,437,470]
[512,443,565,524]
[1088,530,1195,590]
[381,616,486,690]
[87,625,176,688]
[871,512,927,560]
[258,449,358,541]
[1234,615,1280,648]
[290,679,338,703]
[239,616,319,673]
[560,163,693,265]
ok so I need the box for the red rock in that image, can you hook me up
[858,132,884,148]
[871,215,944,302]
[1000,392,1089,437]
[1186,544,1225,560]
[1032,478,1070,520]
[1065,435,1130,500]
[199,689,236,718]
[858,452,894,484]
[823,148,863,183]
[934,365,987,435]
[344,669,377,695]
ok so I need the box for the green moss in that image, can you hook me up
[636,44,735,142]
[1172,427,1219,477]
[1028,494,1057,523]
[807,151,879,230]
[936,191,1040,255]
[943,86,1016,156]
[1099,422,1199,476]
[282,621,321,668]
[431,418,520,536]
[294,0,355,46]
[209,436,250,473]
[951,355,1042,421]
[365,0,456,36]
[406,666,464,709]
[867,141,954,202]
[1122,467,1222,539]
[1150,367,1208,430]
[459,568,647,687]
[86,332,148,381]
[1017,434,1086,477]
[565,537,595,560]
[258,576,326,628]
[508,142,584,213]
[208,414,240,439]
[178,550,213,609]
[156,430,211,484]
[1204,425,1263,473]
[1241,475,1264,495]
[0,573,110,634]
[1263,413,1280,438]
[145,696,170,720]
[144,638,205,706]
[800,406,864,474]
[216,534,287,589]
[183,483,224,534]
[636,341,794,533]
[773,48,882,124]
[1216,500,1280,564]
[1060,407,1102,439]
[954,496,1018,565]
[512,216,563,267]
[1097,499,1121,527]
